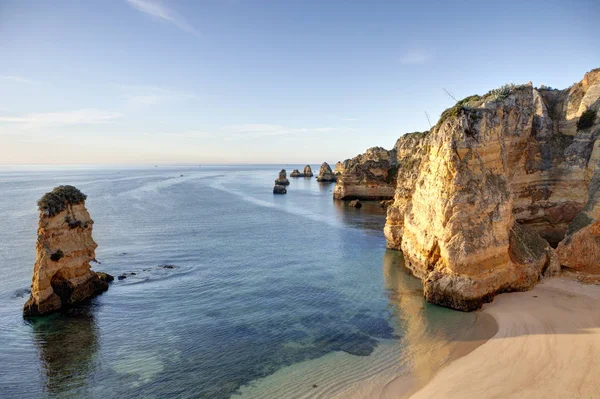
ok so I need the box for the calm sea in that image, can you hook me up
[0,165,485,399]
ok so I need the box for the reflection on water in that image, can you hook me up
[382,249,497,388]
[28,306,99,397]
[333,199,387,232]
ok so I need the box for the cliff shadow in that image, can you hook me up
[27,306,99,396]
[332,199,387,233]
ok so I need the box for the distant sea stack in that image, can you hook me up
[333,146,402,201]
[302,165,313,177]
[23,186,109,317]
[273,185,287,194]
[316,162,336,182]
[290,169,302,177]
[384,68,600,311]
[275,169,290,186]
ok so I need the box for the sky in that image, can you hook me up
[1,0,599,164]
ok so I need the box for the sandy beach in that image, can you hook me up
[411,277,600,398]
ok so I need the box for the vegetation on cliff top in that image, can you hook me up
[577,109,597,131]
[38,185,87,217]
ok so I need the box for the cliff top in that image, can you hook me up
[38,185,87,217]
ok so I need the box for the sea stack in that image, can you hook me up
[303,165,313,177]
[290,169,302,177]
[275,169,290,186]
[384,68,600,311]
[23,186,109,317]
[273,185,287,194]
[333,146,402,201]
[316,162,336,182]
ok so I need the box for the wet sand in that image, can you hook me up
[411,278,600,398]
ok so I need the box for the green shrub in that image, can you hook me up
[438,95,482,126]
[38,185,87,217]
[577,109,597,131]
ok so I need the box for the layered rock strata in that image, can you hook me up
[333,146,402,200]
[316,162,336,182]
[275,169,290,185]
[23,186,109,316]
[384,68,600,311]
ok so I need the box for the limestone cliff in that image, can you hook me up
[316,162,336,182]
[384,68,600,311]
[23,186,109,316]
[333,146,402,200]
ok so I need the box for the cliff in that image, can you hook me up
[316,162,336,182]
[23,186,109,316]
[333,145,402,200]
[384,68,600,311]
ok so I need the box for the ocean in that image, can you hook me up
[0,165,490,399]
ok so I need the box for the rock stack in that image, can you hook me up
[273,185,287,194]
[275,169,290,185]
[290,169,302,177]
[23,186,109,316]
[316,162,336,182]
[302,165,313,177]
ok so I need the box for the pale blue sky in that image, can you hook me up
[1,0,599,164]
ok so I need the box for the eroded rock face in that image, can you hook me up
[303,165,313,177]
[316,162,336,182]
[333,146,402,201]
[384,68,600,311]
[23,186,109,316]
[275,169,290,185]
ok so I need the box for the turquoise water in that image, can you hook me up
[0,165,481,398]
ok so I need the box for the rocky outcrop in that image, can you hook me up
[333,146,403,200]
[303,165,313,177]
[289,165,314,178]
[316,162,336,182]
[273,185,287,194]
[23,186,109,317]
[275,169,290,185]
[349,200,362,208]
[384,68,600,311]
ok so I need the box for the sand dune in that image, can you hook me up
[412,278,600,398]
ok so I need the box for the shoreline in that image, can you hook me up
[411,277,600,398]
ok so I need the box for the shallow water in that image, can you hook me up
[0,165,489,398]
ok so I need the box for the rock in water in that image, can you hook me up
[303,165,313,177]
[273,185,287,194]
[316,162,336,182]
[384,68,600,311]
[334,146,403,200]
[23,186,109,317]
[349,199,362,208]
[275,169,290,185]
[290,169,302,177]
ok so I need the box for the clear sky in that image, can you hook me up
[1,0,599,164]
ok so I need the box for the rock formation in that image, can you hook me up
[275,169,290,185]
[303,165,314,177]
[333,146,401,200]
[349,199,362,208]
[290,165,314,178]
[316,162,336,182]
[384,68,600,311]
[273,185,287,194]
[23,186,109,316]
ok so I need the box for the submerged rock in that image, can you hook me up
[273,185,287,194]
[275,169,290,186]
[316,162,336,182]
[384,68,600,311]
[23,186,109,317]
[349,199,362,208]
